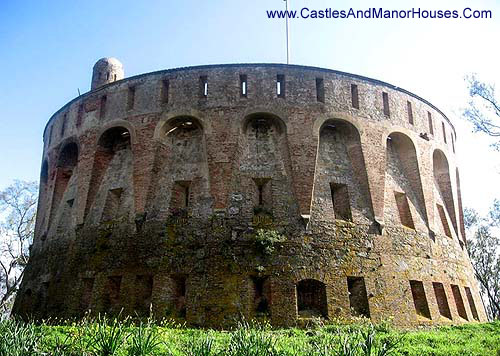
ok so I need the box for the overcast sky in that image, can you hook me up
[0,0,498,215]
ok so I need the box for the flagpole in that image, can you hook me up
[284,0,290,64]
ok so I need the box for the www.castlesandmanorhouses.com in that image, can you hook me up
[266,7,493,20]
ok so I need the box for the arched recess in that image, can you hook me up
[49,142,78,229]
[84,126,134,224]
[312,119,373,225]
[296,279,328,318]
[433,150,458,236]
[148,116,210,219]
[384,132,428,230]
[456,168,466,242]
[235,112,297,220]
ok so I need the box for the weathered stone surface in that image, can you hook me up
[13,62,485,328]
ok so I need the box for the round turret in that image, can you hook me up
[91,57,124,90]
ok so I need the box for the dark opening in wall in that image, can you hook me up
[451,284,468,320]
[60,113,67,138]
[451,134,455,153]
[347,276,370,318]
[252,178,271,209]
[296,279,328,318]
[277,74,285,98]
[316,77,325,103]
[464,287,479,321]
[407,101,414,125]
[172,275,187,318]
[437,204,452,238]
[330,183,352,221]
[41,160,48,185]
[252,276,270,316]
[442,122,447,143]
[240,74,248,97]
[76,104,84,128]
[170,181,191,211]
[135,275,153,315]
[66,199,74,208]
[351,84,359,109]
[432,282,452,319]
[101,188,123,222]
[80,277,94,312]
[100,95,107,119]
[410,280,431,319]
[161,79,169,104]
[382,92,390,117]
[456,169,466,242]
[127,86,136,110]
[200,75,208,98]
[394,191,415,229]
[428,112,433,135]
[48,126,53,146]
[105,276,122,312]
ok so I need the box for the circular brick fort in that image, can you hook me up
[13,59,486,328]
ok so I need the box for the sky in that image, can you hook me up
[0,0,498,215]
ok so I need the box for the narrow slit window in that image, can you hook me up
[253,178,271,208]
[172,275,187,318]
[442,122,447,143]
[161,79,169,104]
[382,92,390,116]
[451,135,455,153]
[76,104,84,128]
[437,204,452,238]
[60,113,67,138]
[428,112,434,135]
[464,287,479,321]
[451,284,468,320]
[394,191,414,229]
[432,282,452,319]
[277,74,285,98]
[351,84,359,109]
[252,276,270,315]
[99,95,107,119]
[240,74,247,97]
[407,101,414,125]
[347,276,370,318]
[316,77,325,103]
[48,126,53,145]
[330,183,352,221]
[200,76,208,98]
[127,86,136,110]
[410,280,431,319]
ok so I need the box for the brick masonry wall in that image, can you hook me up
[13,64,486,328]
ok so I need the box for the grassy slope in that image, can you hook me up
[37,321,500,356]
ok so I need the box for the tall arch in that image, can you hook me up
[384,132,428,230]
[85,126,134,224]
[49,142,79,229]
[312,119,373,224]
[148,116,210,219]
[234,112,297,221]
[433,150,458,236]
[456,168,466,242]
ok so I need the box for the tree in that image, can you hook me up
[0,180,38,315]
[463,74,500,150]
[465,201,500,320]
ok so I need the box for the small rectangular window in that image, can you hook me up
[394,191,414,229]
[442,122,447,143]
[451,284,468,320]
[60,113,67,137]
[382,92,390,116]
[410,280,431,319]
[347,276,370,318]
[240,74,247,97]
[172,275,187,318]
[200,76,208,98]
[100,95,107,118]
[433,282,452,319]
[351,84,359,109]
[277,74,285,98]
[161,79,169,104]
[316,77,324,103]
[171,181,191,210]
[127,86,136,110]
[330,183,352,221]
[428,112,434,135]
[407,101,414,125]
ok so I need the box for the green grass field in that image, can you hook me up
[0,317,498,356]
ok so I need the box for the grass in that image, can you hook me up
[0,317,498,356]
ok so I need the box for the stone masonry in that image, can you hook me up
[12,59,487,328]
